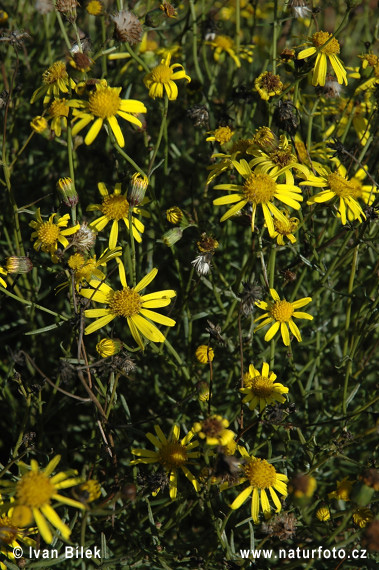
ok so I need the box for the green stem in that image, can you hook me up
[0,287,70,321]
[148,95,169,175]
[112,141,147,177]
[189,0,204,82]
[124,42,150,74]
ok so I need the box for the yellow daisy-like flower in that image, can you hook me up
[144,53,191,100]
[30,209,80,263]
[205,35,241,68]
[255,288,313,346]
[206,138,253,184]
[297,31,348,87]
[0,267,7,288]
[30,61,76,104]
[67,247,122,288]
[316,506,331,521]
[247,134,310,185]
[192,415,235,446]
[206,126,234,144]
[3,455,85,544]
[131,425,200,499]
[270,211,299,245]
[230,448,288,523]
[0,495,36,570]
[195,345,214,364]
[87,182,149,248]
[48,98,70,137]
[70,83,147,147]
[213,159,303,236]
[80,266,176,350]
[328,476,354,501]
[241,363,289,412]
[301,161,366,225]
[254,71,283,101]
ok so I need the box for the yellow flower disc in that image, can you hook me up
[101,194,129,220]
[37,222,60,245]
[270,299,294,322]
[109,288,142,317]
[243,173,277,204]
[244,458,277,488]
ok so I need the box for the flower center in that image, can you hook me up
[37,221,60,245]
[258,72,283,93]
[109,288,142,318]
[87,0,103,15]
[150,64,174,84]
[312,31,340,56]
[249,375,274,397]
[270,299,294,322]
[201,417,225,437]
[213,126,234,144]
[68,253,86,270]
[43,61,68,84]
[214,35,234,50]
[243,173,277,204]
[49,98,69,117]
[327,173,355,198]
[243,457,277,488]
[101,194,129,220]
[16,471,55,507]
[88,86,121,118]
[0,515,18,544]
[157,442,187,469]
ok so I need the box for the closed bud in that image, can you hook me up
[6,256,33,274]
[162,227,183,247]
[57,177,78,207]
[96,338,122,358]
[127,173,148,207]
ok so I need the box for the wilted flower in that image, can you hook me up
[111,10,143,45]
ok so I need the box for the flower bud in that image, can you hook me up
[30,116,48,133]
[5,256,33,274]
[162,227,183,247]
[96,338,122,358]
[127,173,148,207]
[57,177,79,207]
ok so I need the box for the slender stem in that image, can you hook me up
[112,141,147,178]
[128,206,136,287]
[148,95,169,175]
[189,0,204,82]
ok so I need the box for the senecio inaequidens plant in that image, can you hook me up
[0,0,378,567]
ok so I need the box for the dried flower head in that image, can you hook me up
[111,10,143,45]
[255,71,283,101]
[187,105,209,128]
[240,280,262,316]
[55,0,78,19]
[69,222,96,252]
[191,252,213,276]
[197,233,219,253]
[262,512,297,540]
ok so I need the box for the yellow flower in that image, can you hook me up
[87,182,149,248]
[30,209,80,263]
[30,61,76,104]
[144,53,190,100]
[80,266,176,350]
[297,31,347,87]
[241,363,289,412]
[30,115,48,133]
[166,206,183,224]
[206,126,235,144]
[0,10,8,24]
[73,480,102,503]
[70,83,146,147]
[131,425,200,499]
[328,476,354,501]
[86,0,103,15]
[302,161,366,225]
[255,288,313,346]
[205,35,241,68]
[270,211,299,245]
[96,338,122,357]
[230,449,288,523]
[67,248,122,287]
[213,159,303,236]
[353,507,374,528]
[0,496,36,570]
[288,474,317,499]
[46,98,70,137]
[254,71,283,101]
[316,506,331,521]
[247,134,310,184]
[2,455,85,544]
[195,345,214,364]
[192,415,235,446]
